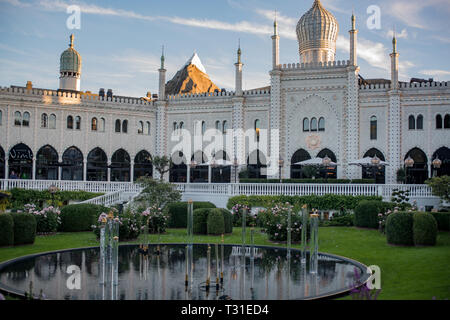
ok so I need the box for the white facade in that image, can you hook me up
[0,0,449,184]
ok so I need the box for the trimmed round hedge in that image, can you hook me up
[60,204,109,232]
[431,211,450,231]
[193,208,211,234]
[354,200,385,229]
[207,209,225,235]
[413,212,438,246]
[219,209,233,234]
[386,212,414,246]
[168,201,216,228]
[0,213,14,246]
[11,213,36,245]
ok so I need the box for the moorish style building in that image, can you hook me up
[0,0,449,184]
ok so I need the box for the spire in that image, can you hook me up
[69,34,74,48]
[160,45,165,70]
[351,12,356,31]
[237,39,242,64]
[274,10,278,35]
[392,28,397,54]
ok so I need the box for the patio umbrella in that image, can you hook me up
[349,157,389,166]
[294,157,337,167]
[196,159,233,167]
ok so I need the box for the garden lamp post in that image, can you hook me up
[322,155,331,182]
[404,156,414,184]
[432,157,442,177]
[371,155,381,183]
[278,158,284,183]
[48,184,58,206]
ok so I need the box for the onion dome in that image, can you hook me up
[60,34,81,74]
[296,0,339,64]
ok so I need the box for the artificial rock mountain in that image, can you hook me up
[165,56,219,95]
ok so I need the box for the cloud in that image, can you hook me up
[0,0,32,7]
[420,69,450,76]
[386,29,408,39]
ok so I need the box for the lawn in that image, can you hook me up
[0,227,449,300]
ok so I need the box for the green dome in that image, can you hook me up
[60,34,81,74]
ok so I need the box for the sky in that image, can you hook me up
[0,0,449,97]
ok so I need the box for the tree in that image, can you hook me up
[135,176,181,211]
[426,176,450,202]
[301,166,318,179]
[151,155,171,181]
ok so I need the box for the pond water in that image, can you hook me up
[0,244,369,300]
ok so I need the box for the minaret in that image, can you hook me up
[235,41,243,96]
[272,12,280,69]
[158,46,166,99]
[349,13,358,66]
[59,34,81,91]
[390,34,399,90]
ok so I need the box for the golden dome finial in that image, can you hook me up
[69,34,74,48]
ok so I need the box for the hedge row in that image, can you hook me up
[0,213,36,246]
[168,201,216,228]
[386,212,438,246]
[60,204,109,232]
[193,208,233,235]
[227,194,382,211]
[354,200,395,229]
[7,188,103,209]
[239,178,376,184]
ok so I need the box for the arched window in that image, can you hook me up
[100,118,105,132]
[41,113,48,128]
[14,111,22,126]
[0,110,2,125]
[8,143,33,179]
[49,114,56,129]
[122,120,128,133]
[115,119,121,133]
[363,148,386,184]
[370,116,377,140]
[408,115,415,130]
[0,146,4,179]
[436,114,443,129]
[110,149,131,182]
[22,112,30,127]
[290,149,312,179]
[178,121,183,134]
[87,147,108,181]
[138,121,144,134]
[215,120,220,131]
[416,115,424,130]
[318,117,325,132]
[146,121,151,135]
[173,122,178,132]
[67,115,73,129]
[75,116,81,130]
[62,146,83,181]
[91,117,98,131]
[36,145,59,180]
[317,148,337,179]
[445,114,450,129]
[310,118,318,131]
[255,119,261,131]
[201,121,206,135]
[223,120,228,134]
[405,148,428,184]
[134,150,153,181]
[302,118,309,132]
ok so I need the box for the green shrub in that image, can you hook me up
[11,213,36,245]
[413,212,438,246]
[60,204,109,232]
[226,195,382,211]
[193,208,212,234]
[0,213,14,246]
[430,212,450,231]
[386,212,414,246]
[354,200,385,228]
[168,201,216,228]
[207,209,225,235]
[219,209,233,234]
[326,214,354,227]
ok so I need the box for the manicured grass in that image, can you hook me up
[0,227,449,300]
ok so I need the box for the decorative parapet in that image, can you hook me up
[167,88,270,101]
[279,60,350,71]
[359,81,450,91]
[0,86,153,106]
